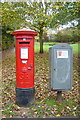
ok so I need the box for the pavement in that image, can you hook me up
[2,47,15,60]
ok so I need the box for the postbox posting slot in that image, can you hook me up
[19,42,30,44]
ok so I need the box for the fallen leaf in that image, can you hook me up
[56,114,60,117]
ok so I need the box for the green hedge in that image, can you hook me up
[2,26,14,50]
[54,28,79,43]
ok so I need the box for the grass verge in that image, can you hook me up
[35,42,79,54]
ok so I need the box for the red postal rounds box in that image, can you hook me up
[12,28,37,106]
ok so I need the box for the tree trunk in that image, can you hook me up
[39,29,43,54]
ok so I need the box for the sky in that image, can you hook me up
[59,20,78,30]
[47,20,78,35]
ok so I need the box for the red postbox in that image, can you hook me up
[12,28,37,106]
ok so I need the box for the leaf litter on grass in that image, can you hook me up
[2,52,79,118]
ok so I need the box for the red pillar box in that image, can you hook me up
[12,29,37,106]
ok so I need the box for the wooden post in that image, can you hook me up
[57,91,62,102]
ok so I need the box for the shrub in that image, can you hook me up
[2,26,14,50]
[54,28,80,43]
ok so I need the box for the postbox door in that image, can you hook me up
[16,38,34,88]
[52,48,72,90]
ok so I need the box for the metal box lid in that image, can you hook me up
[12,28,38,36]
